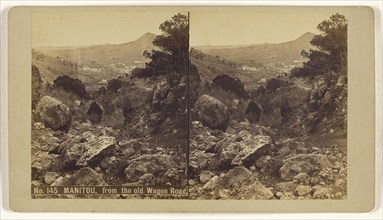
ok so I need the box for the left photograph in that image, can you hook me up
[31,10,189,199]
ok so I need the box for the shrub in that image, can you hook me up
[212,74,249,98]
[107,79,123,94]
[53,75,89,99]
[265,78,284,93]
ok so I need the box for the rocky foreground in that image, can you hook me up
[31,119,187,199]
[189,120,347,200]
[31,70,347,200]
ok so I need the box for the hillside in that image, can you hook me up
[35,32,157,66]
[190,48,278,90]
[32,33,158,87]
[195,32,315,66]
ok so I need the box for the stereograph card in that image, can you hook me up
[7,6,376,212]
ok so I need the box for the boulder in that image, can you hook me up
[44,172,59,185]
[194,95,230,131]
[139,173,156,186]
[293,173,310,185]
[124,153,175,182]
[202,175,220,190]
[295,185,312,196]
[275,181,298,193]
[31,151,58,172]
[313,187,332,199]
[216,133,272,167]
[279,154,331,181]
[199,171,214,184]
[189,150,215,171]
[35,96,72,132]
[68,167,106,186]
[61,132,116,166]
[220,166,273,200]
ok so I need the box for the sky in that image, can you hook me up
[32,8,341,48]
[190,10,339,46]
[32,10,183,47]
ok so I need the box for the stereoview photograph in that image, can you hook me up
[31,9,347,200]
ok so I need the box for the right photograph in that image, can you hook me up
[188,9,348,200]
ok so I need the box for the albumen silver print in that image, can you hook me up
[30,9,349,200]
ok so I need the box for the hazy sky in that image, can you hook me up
[190,10,338,46]
[33,9,341,47]
[32,10,183,47]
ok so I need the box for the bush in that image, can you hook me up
[107,79,123,94]
[265,78,284,93]
[212,74,249,98]
[53,75,89,99]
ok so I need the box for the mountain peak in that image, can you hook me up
[296,32,315,41]
[137,32,156,40]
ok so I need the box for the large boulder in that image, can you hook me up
[60,131,116,166]
[35,96,72,132]
[216,132,273,167]
[194,94,230,131]
[279,154,331,181]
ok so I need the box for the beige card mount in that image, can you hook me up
[8,6,376,212]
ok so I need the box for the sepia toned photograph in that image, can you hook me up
[30,8,348,200]
[188,11,348,200]
[31,10,190,199]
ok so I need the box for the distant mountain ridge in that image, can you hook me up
[194,32,315,66]
[35,32,157,66]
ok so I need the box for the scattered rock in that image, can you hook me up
[334,178,346,189]
[203,175,219,190]
[200,171,214,184]
[69,167,106,186]
[313,187,332,199]
[219,166,273,200]
[192,121,203,129]
[44,172,59,185]
[280,192,295,200]
[275,181,298,192]
[33,122,45,130]
[32,152,58,171]
[335,191,343,198]
[275,191,283,199]
[293,173,310,185]
[35,96,72,132]
[139,173,156,186]
[124,154,175,182]
[279,154,331,181]
[188,179,196,186]
[189,150,215,171]
[50,176,69,186]
[295,185,312,196]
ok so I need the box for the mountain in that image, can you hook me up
[194,32,315,66]
[35,32,157,66]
